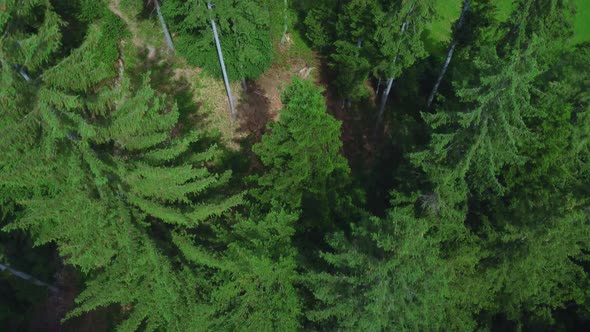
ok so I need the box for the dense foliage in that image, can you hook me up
[2,0,590,330]
[161,0,276,80]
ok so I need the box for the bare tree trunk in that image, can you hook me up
[426,0,470,108]
[154,0,175,52]
[280,0,288,45]
[208,2,236,118]
[376,77,381,96]
[378,77,394,121]
[13,65,30,81]
[0,263,58,293]
[426,42,455,108]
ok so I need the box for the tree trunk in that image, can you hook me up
[13,65,30,81]
[378,77,394,121]
[426,41,456,108]
[426,0,470,108]
[0,263,58,293]
[376,77,381,96]
[208,2,236,118]
[154,0,175,52]
[280,0,288,45]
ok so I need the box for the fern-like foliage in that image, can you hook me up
[0,2,242,329]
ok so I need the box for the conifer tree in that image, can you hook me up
[303,0,337,50]
[330,0,382,101]
[306,193,476,330]
[208,206,301,331]
[161,0,273,81]
[1,2,242,329]
[375,0,436,119]
[251,78,351,225]
[411,41,541,211]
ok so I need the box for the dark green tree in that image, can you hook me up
[411,42,541,212]
[374,0,436,118]
[161,0,274,81]
[208,206,301,331]
[1,2,242,329]
[251,78,351,226]
[306,193,477,330]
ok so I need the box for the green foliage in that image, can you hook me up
[373,0,436,79]
[504,44,590,209]
[1,4,242,329]
[252,78,351,221]
[303,1,336,50]
[304,0,437,99]
[0,0,64,73]
[2,0,590,330]
[209,207,301,331]
[474,206,590,325]
[412,42,541,210]
[307,193,474,330]
[161,0,274,80]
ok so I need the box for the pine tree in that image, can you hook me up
[208,206,301,331]
[306,193,476,330]
[1,2,242,329]
[161,0,274,81]
[411,41,541,211]
[251,78,351,225]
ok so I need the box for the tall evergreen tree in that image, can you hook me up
[208,206,301,331]
[411,42,541,211]
[251,78,352,226]
[1,2,242,329]
[161,0,274,81]
[306,193,477,330]
[375,0,436,119]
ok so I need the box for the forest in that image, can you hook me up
[1,0,590,330]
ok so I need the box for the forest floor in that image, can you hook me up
[109,0,317,150]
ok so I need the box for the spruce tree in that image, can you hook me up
[1,2,242,329]
[208,206,301,331]
[161,0,274,81]
[251,78,351,226]
[306,193,476,330]
[411,41,541,211]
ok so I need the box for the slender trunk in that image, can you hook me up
[208,2,236,118]
[377,9,411,122]
[426,0,470,108]
[376,77,381,96]
[357,38,362,48]
[0,263,58,293]
[378,77,394,121]
[154,0,175,52]
[14,65,30,81]
[280,0,288,45]
[426,41,456,108]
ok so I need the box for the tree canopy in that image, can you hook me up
[2,0,590,330]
